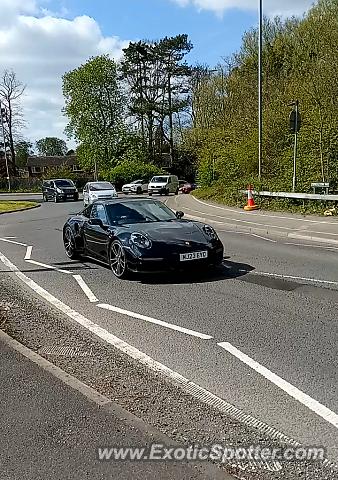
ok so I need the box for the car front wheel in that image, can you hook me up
[63,227,78,259]
[109,240,129,279]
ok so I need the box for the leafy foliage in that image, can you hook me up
[36,137,67,156]
[184,0,338,199]
[105,160,163,189]
[63,55,125,174]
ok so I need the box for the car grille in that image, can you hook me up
[98,194,115,200]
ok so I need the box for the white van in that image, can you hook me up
[148,175,179,196]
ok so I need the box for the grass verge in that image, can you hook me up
[0,201,39,214]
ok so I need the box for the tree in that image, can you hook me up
[63,55,125,178]
[0,70,26,171]
[15,140,33,168]
[36,137,67,156]
[121,35,193,164]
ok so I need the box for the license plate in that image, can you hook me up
[180,251,208,262]
[67,194,73,197]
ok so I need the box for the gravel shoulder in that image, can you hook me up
[0,272,336,480]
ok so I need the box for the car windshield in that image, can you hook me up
[54,180,74,187]
[106,200,176,225]
[151,176,169,184]
[89,182,114,191]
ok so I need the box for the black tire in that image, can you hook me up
[137,187,142,194]
[148,192,152,196]
[164,189,169,196]
[54,194,59,203]
[109,240,129,279]
[175,188,179,195]
[43,194,48,202]
[63,226,79,259]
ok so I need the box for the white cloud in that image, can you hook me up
[172,0,313,17]
[0,1,129,146]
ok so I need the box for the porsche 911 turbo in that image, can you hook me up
[63,198,224,278]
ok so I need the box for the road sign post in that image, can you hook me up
[0,101,11,192]
[289,100,301,192]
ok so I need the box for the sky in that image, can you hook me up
[0,0,314,148]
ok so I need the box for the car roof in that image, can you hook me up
[87,181,112,184]
[47,178,73,181]
[94,197,157,206]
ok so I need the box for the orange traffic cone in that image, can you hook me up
[244,185,259,211]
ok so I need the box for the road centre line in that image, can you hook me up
[184,205,338,238]
[26,259,73,275]
[218,342,338,429]
[0,237,27,247]
[191,195,338,225]
[254,271,338,287]
[24,246,33,260]
[0,248,303,448]
[285,242,338,251]
[97,303,212,340]
[73,274,98,303]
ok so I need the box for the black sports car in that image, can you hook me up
[63,198,224,278]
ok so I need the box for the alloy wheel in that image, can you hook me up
[110,241,128,278]
[64,227,77,259]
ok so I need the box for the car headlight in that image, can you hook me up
[130,233,152,249]
[56,187,63,193]
[203,225,218,239]
[90,193,98,199]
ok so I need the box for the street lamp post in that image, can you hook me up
[0,101,11,192]
[258,0,263,181]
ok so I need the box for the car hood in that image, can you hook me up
[60,186,76,191]
[149,183,166,187]
[122,184,133,188]
[90,189,116,195]
[121,220,207,243]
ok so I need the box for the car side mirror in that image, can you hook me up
[176,211,184,219]
[88,218,107,229]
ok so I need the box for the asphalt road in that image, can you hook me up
[0,195,337,464]
[0,337,216,480]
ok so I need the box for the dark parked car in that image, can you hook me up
[42,179,79,203]
[63,198,224,278]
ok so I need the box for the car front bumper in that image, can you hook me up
[125,243,224,273]
[57,192,78,201]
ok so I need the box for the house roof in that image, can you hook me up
[27,155,77,167]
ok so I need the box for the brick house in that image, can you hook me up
[27,155,83,177]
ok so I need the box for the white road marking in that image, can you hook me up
[73,274,98,303]
[0,237,27,247]
[254,271,338,287]
[218,342,338,429]
[25,259,73,275]
[191,195,338,225]
[0,249,322,449]
[97,303,212,339]
[250,233,277,243]
[24,246,33,260]
[285,242,338,251]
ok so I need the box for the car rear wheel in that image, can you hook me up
[109,240,129,279]
[175,188,179,195]
[54,194,59,203]
[63,227,78,259]
[43,194,48,202]
[137,186,142,194]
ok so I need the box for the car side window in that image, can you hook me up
[91,204,108,224]
[82,205,92,218]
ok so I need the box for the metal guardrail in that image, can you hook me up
[247,190,338,201]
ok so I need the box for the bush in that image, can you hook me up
[105,161,163,190]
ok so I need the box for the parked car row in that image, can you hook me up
[42,177,198,205]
